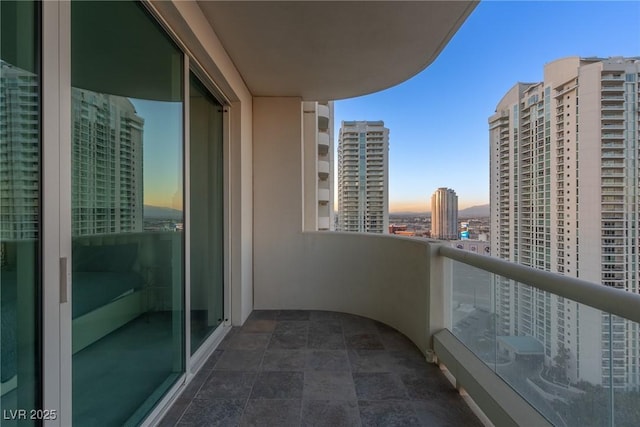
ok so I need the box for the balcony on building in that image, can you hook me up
[317,103,330,130]
[318,130,330,155]
[318,160,330,180]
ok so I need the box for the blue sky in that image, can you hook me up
[130,99,183,210]
[334,0,640,213]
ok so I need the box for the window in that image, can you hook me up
[71,2,184,424]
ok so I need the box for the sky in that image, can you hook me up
[130,98,184,210]
[334,0,640,213]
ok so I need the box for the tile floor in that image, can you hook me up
[158,310,482,426]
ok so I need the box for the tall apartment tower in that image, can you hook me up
[431,187,458,240]
[303,101,334,231]
[71,88,144,236]
[337,120,389,233]
[490,57,640,390]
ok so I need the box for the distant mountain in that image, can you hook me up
[144,205,183,220]
[458,204,490,218]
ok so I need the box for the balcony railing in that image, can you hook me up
[161,232,640,426]
[438,244,640,427]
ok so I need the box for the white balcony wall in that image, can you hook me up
[253,99,447,352]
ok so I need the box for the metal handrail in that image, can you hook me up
[438,245,640,324]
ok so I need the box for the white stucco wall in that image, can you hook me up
[252,97,445,352]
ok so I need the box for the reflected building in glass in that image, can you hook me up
[490,56,640,390]
[0,61,39,241]
[71,89,144,236]
[1,68,146,241]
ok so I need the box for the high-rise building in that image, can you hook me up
[431,187,458,240]
[489,56,640,389]
[71,88,144,236]
[303,101,334,231]
[337,120,389,233]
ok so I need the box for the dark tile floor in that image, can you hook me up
[159,310,482,427]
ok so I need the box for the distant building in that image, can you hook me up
[389,224,408,234]
[431,187,458,240]
[337,120,389,233]
[460,222,470,240]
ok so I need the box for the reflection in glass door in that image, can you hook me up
[71,1,183,425]
[189,73,224,354]
[0,1,41,424]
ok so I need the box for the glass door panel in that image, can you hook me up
[71,1,183,425]
[0,1,41,424]
[189,73,224,354]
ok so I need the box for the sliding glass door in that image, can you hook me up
[71,2,183,425]
[0,1,41,424]
[189,73,224,354]
[1,2,229,423]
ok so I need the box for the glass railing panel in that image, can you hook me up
[603,314,640,427]
[451,259,495,370]
[449,259,640,426]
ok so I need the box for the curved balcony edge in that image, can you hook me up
[253,231,446,355]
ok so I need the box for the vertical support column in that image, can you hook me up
[252,97,304,308]
[302,101,318,231]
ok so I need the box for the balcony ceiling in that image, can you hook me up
[196,1,477,100]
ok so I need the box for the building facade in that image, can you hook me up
[71,88,144,236]
[431,187,458,240]
[490,57,640,389]
[337,120,389,233]
[303,101,334,231]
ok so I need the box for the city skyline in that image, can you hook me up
[333,0,640,213]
